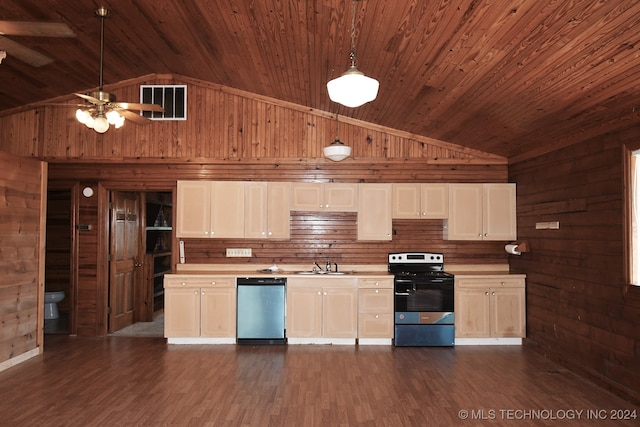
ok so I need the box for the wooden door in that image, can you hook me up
[483,184,517,240]
[201,287,236,337]
[164,287,201,337]
[109,191,142,332]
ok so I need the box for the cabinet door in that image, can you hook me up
[454,288,491,338]
[491,287,525,337]
[483,184,517,240]
[176,181,211,238]
[357,184,392,241]
[290,183,323,210]
[201,287,236,338]
[267,182,291,239]
[211,181,245,238]
[164,288,201,337]
[244,182,268,239]
[286,287,323,337]
[324,183,358,212]
[323,287,357,338]
[446,184,483,240]
[421,184,449,219]
[392,184,421,219]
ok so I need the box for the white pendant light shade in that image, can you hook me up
[327,66,379,108]
[324,139,352,162]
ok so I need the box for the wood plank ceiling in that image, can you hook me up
[1,0,640,163]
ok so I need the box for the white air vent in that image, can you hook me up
[140,85,187,120]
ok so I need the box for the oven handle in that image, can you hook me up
[394,292,410,296]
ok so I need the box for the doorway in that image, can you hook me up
[107,190,172,334]
[44,189,76,335]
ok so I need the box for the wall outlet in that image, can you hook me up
[226,248,252,257]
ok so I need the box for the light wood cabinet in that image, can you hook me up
[392,183,449,219]
[244,182,291,239]
[455,276,525,338]
[291,182,358,211]
[445,183,516,240]
[357,278,394,340]
[176,181,245,238]
[357,183,392,241]
[286,277,358,341]
[164,276,236,339]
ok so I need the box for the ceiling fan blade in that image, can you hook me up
[0,21,75,37]
[75,93,106,105]
[0,35,53,66]
[119,109,151,125]
[113,102,164,113]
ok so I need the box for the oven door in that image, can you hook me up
[394,278,454,313]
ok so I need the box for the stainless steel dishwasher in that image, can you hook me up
[236,277,286,345]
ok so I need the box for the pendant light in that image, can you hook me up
[324,114,351,161]
[326,0,379,108]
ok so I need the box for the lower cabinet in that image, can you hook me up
[454,276,526,341]
[357,278,394,343]
[164,276,236,343]
[287,277,358,344]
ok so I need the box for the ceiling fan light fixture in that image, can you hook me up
[92,115,109,133]
[106,109,121,124]
[75,108,90,124]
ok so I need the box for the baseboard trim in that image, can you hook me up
[0,347,41,373]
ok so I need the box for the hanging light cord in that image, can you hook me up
[349,0,358,67]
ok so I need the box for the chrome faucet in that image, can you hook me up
[326,261,332,272]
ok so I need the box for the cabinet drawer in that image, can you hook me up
[359,289,393,313]
[358,278,393,288]
[456,277,524,289]
[358,313,393,338]
[164,276,234,288]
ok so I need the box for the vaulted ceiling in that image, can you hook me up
[1,0,640,163]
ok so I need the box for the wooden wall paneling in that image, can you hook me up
[509,134,640,403]
[0,76,507,165]
[0,150,45,368]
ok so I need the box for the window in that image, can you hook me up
[624,144,640,292]
[140,85,187,120]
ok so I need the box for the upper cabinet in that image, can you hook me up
[357,184,392,241]
[176,181,245,238]
[445,183,516,241]
[245,182,291,240]
[291,183,358,211]
[392,183,449,219]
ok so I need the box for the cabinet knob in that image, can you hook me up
[318,291,322,295]
[492,292,495,296]
[268,231,272,236]
[374,281,379,286]
[195,291,199,295]
[204,231,209,235]
[375,314,379,318]
[375,289,379,293]
[201,291,205,295]
[211,281,216,285]
[485,291,489,296]
[181,282,186,286]
[323,291,327,295]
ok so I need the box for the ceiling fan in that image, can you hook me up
[0,19,75,67]
[73,7,163,133]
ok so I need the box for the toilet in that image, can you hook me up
[44,291,65,320]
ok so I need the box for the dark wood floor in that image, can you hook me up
[1,337,638,426]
